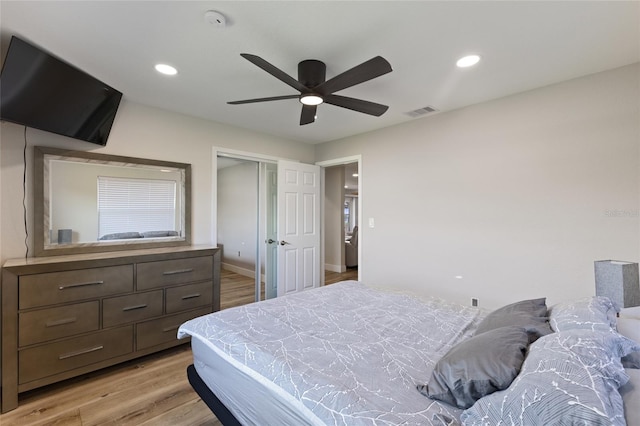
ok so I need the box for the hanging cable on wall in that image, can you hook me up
[23,126,29,258]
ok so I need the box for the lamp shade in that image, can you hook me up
[594,260,640,309]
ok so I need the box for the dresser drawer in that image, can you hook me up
[103,290,163,328]
[137,256,212,290]
[19,326,133,384]
[166,281,213,314]
[136,308,210,350]
[19,301,99,347]
[19,265,134,309]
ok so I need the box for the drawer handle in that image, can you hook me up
[58,280,104,290]
[122,304,147,312]
[162,325,179,333]
[181,293,201,300]
[59,345,104,360]
[162,268,194,276]
[46,317,77,327]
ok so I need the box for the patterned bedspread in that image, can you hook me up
[178,281,482,425]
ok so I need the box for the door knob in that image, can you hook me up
[267,239,277,244]
[279,240,290,246]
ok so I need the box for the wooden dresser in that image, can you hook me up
[1,246,220,413]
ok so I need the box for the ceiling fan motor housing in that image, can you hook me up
[298,60,326,90]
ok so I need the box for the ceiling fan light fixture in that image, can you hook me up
[300,94,323,106]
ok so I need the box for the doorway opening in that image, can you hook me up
[318,156,362,284]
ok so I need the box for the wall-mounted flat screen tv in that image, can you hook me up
[0,36,122,146]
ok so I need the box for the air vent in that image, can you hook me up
[405,105,438,118]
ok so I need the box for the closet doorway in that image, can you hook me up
[215,150,322,309]
[216,155,277,308]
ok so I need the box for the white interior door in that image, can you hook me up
[277,160,321,296]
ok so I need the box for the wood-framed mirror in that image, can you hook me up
[34,146,191,256]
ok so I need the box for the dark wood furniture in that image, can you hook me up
[1,245,220,413]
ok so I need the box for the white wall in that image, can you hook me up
[315,64,640,308]
[0,101,314,264]
[2,65,638,309]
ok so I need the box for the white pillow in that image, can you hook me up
[620,306,640,320]
[618,318,640,344]
[549,296,617,332]
[620,369,640,426]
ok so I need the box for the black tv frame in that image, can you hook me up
[0,36,122,146]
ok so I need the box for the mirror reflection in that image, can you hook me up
[35,147,191,256]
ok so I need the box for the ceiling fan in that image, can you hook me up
[228,54,392,125]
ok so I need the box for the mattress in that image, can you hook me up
[178,280,482,425]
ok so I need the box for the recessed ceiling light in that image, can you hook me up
[155,64,178,75]
[456,55,481,68]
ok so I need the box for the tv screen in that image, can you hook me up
[0,36,122,146]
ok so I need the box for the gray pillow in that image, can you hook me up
[98,231,142,240]
[140,230,179,238]
[475,298,552,342]
[417,326,529,409]
[461,330,640,425]
[617,317,640,368]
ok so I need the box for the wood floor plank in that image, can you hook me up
[0,269,357,425]
[77,355,197,425]
[325,268,358,285]
[138,398,222,426]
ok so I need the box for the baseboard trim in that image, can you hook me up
[325,263,346,273]
[222,263,265,282]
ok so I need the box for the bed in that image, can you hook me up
[177,280,640,425]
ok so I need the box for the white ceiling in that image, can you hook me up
[1,1,638,144]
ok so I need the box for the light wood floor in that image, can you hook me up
[0,268,358,425]
[219,269,265,310]
[220,267,358,309]
[324,267,358,285]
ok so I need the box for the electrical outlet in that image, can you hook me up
[472,298,478,307]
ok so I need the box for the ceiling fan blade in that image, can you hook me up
[315,56,392,95]
[324,94,388,116]
[300,105,317,125]
[240,54,308,93]
[228,94,300,105]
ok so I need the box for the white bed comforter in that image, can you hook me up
[178,281,482,425]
